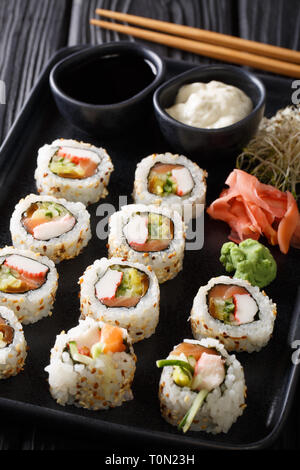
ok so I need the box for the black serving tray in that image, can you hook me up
[0,46,299,450]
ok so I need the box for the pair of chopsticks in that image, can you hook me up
[90,9,300,78]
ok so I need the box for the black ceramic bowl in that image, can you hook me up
[153,64,265,163]
[50,42,165,136]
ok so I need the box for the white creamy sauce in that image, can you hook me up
[165,80,253,129]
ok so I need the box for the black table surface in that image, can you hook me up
[0,0,300,452]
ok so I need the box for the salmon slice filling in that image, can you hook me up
[0,316,14,348]
[0,255,49,293]
[95,265,149,308]
[148,163,194,197]
[172,342,219,361]
[208,283,258,325]
[123,212,174,252]
[49,146,100,179]
[22,201,76,241]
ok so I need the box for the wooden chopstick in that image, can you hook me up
[95,8,300,65]
[90,18,300,78]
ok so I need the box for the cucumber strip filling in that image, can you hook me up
[156,359,194,375]
[178,389,209,433]
[68,341,93,366]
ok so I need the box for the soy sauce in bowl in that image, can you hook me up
[50,42,165,136]
[57,53,157,105]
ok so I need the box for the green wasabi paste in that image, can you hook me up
[220,238,277,288]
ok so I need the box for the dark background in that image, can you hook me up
[0,0,299,451]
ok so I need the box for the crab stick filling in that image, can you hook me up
[66,323,127,365]
[208,283,258,325]
[123,212,174,252]
[0,316,14,348]
[95,265,149,308]
[22,201,76,241]
[192,353,225,392]
[0,254,49,293]
[148,163,194,197]
[49,146,100,179]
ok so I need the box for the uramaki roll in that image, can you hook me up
[190,275,277,352]
[79,257,159,343]
[107,204,186,283]
[158,338,246,434]
[0,306,27,379]
[0,246,58,324]
[10,194,91,263]
[34,138,114,205]
[133,152,207,221]
[45,318,136,410]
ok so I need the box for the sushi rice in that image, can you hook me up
[34,138,114,205]
[0,306,27,379]
[45,318,136,410]
[190,275,277,352]
[158,338,246,434]
[0,246,58,324]
[79,257,160,343]
[10,194,91,264]
[133,152,207,220]
[107,204,186,283]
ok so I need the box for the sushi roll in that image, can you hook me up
[0,246,58,324]
[34,138,114,205]
[133,152,207,220]
[10,194,91,263]
[157,338,246,434]
[190,275,277,352]
[45,318,136,410]
[107,204,186,283]
[0,306,27,379]
[79,257,159,343]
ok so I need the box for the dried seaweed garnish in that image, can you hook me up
[236,106,300,200]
